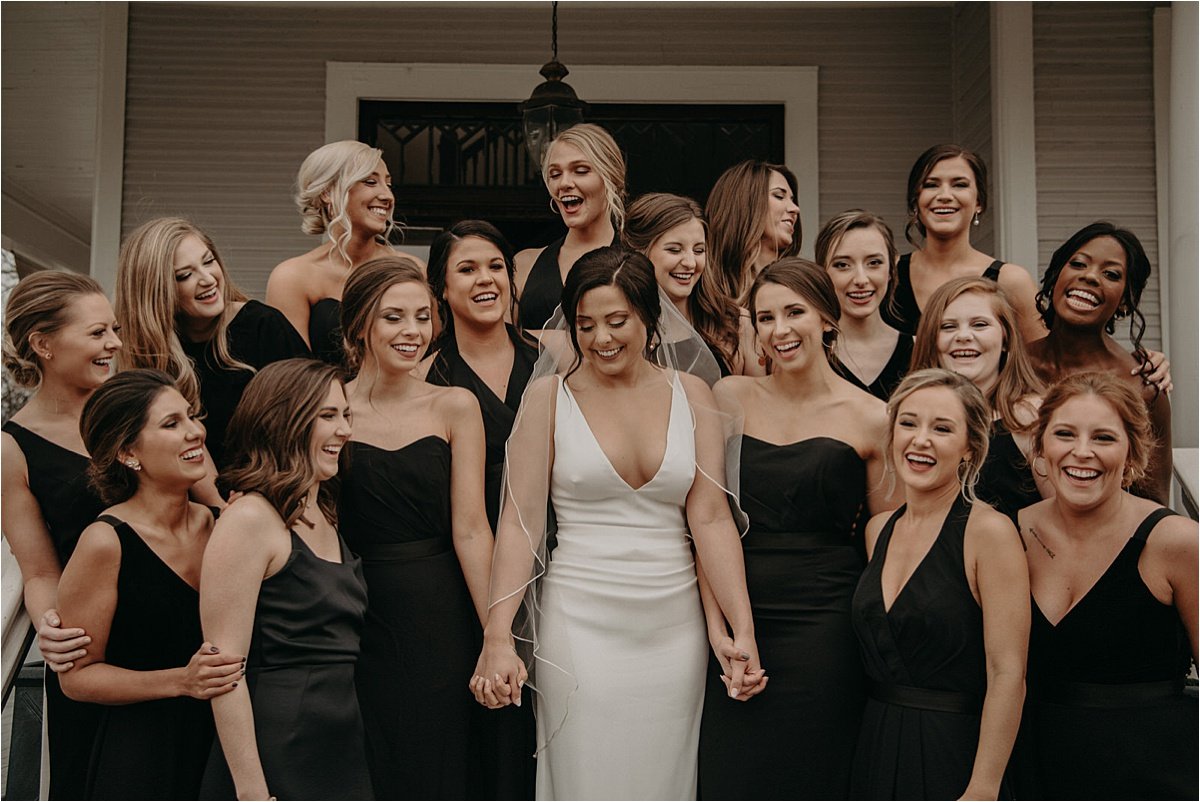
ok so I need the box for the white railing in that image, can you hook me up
[1172,448,1198,520]
[2,535,33,703]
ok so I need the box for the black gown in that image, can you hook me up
[1,421,105,800]
[518,233,620,331]
[308,297,344,366]
[202,530,371,800]
[339,437,481,799]
[180,300,309,469]
[882,255,1003,335]
[700,437,868,799]
[851,493,997,800]
[976,419,1040,524]
[84,514,215,800]
[832,333,913,402]
[1013,508,1197,800]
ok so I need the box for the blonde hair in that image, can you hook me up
[887,368,992,501]
[3,270,107,388]
[115,217,250,406]
[542,123,627,231]
[295,140,394,267]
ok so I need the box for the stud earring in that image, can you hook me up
[124,459,142,472]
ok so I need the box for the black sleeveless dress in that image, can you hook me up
[700,437,868,800]
[339,437,480,799]
[2,421,105,800]
[85,513,215,800]
[1013,508,1197,799]
[518,233,620,330]
[976,419,1040,523]
[308,297,344,366]
[851,493,997,799]
[832,334,914,401]
[882,255,1004,335]
[201,530,371,800]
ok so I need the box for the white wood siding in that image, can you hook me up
[1034,1,1161,350]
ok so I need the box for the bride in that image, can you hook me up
[470,246,764,799]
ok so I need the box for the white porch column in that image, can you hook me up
[89,2,129,293]
[989,2,1039,276]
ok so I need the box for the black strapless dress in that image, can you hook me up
[308,297,344,367]
[699,437,868,800]
[339,437,481,799]
[2,421,105,800]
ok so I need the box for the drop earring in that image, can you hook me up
[972,211,981,227]
[550,197,560,215]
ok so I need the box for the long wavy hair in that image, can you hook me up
[910,277,1045,432]
[294,140,396,267]
[543,123,627,232]
[3,270,107,389]
[904,144,989,247]
[115,217,251,406]
[623,193,741,367]
[340,255,431,380]
[220,359,345,528]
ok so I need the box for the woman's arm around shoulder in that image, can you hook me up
[859,394,904,515]
[996,263,1047,343]
[1143,390,1173,506]
[265,257,315,348]
[441,386,495,626]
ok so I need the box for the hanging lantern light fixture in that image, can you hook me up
[519,1,589,168]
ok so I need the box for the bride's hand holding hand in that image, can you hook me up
[470,635,527,709]
[713,633,768,702]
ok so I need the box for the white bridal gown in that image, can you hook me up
[535,371,708,800]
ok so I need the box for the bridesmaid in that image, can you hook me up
[909,277,1047,522]
[815,209,913,401]
[1015,371,1197,799]
[267,140,421,364]
[1,271,119,798]
[699,259,899,799]
[1027,222,1173,504]
[201,359,372,800]
[338,257,494,799]
[851,368,1028,800]
[623,192,759,377]
[886,144,1042,341]
[705,160,801,303]
[58,369,242,799]
[115,217,308,469]
[514,122,625,330]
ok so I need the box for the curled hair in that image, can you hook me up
[295,141,395,267]
[623,193,741,367]
[560,246,661,379]
[543,123,627,231]
[339,255,430,375]
[1036,221,1153,369]
[748,257,841,367]
[910,276,1044,432]
[221,359,345,529]
[427,220,523,348]
[3,271,106,388]
[1032,371,1153,489]
[904,144,989,247]
[886,367,992,501]
[814,208,901,319]
[706,160,802,302]
[116,217,251,406]
[80,369,177,505]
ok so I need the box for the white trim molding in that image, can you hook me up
[89,2,129,293]
[326,62,820,258]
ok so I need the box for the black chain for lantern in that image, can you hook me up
[551,2,559,61]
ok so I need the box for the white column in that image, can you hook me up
[1168,1,1197,446]
[989,2,1039,276]
[89,2,129,293]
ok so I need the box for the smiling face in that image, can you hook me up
[825,226,891,320]
[1051,235,1128,328]
[442,236,510,330]
[647,217,707,307]
[310,380,352,482]
[753,281,833,373]
[39,293,122,390]
[367,281,433,375]
[575,283,649,377]
[936,291,1005,395]
[892,385,972,494]
[917,156,981,238]
[546,141,607,230]
[173,233,225,330]
[122,386,207,488]
[761,170,799,254]
[1041,393,1130,510]
[343,158,394,237]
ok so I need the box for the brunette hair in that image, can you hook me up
[1032,371,1153,489]
[3,270,107,388]
[80,369,177,505]
[560,246,661,379]
[294,140,395,267]
[1036,222,1153,369]
[886,368,992,501]
[339,255,431,375]
[747,257,841,366]
[221,359,345,528]
[427,220,522,347]
[910,276,1045,432]
[544,123,627,231]
[904,144,989,247]
[115,217,251,406]
[623,193,741,367]
[706,160,802,302]
[814,209,901,319]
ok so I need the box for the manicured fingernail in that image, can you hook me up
[514,696,522,707]
[729,686,739,699]
[739,651,750,660]
[209,646,219,653]
[232,682,238,688]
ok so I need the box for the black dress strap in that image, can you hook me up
[95,514,125,529]
[519,237,566,329]
[1131,507,1177,543]
[982,259,1004,281]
